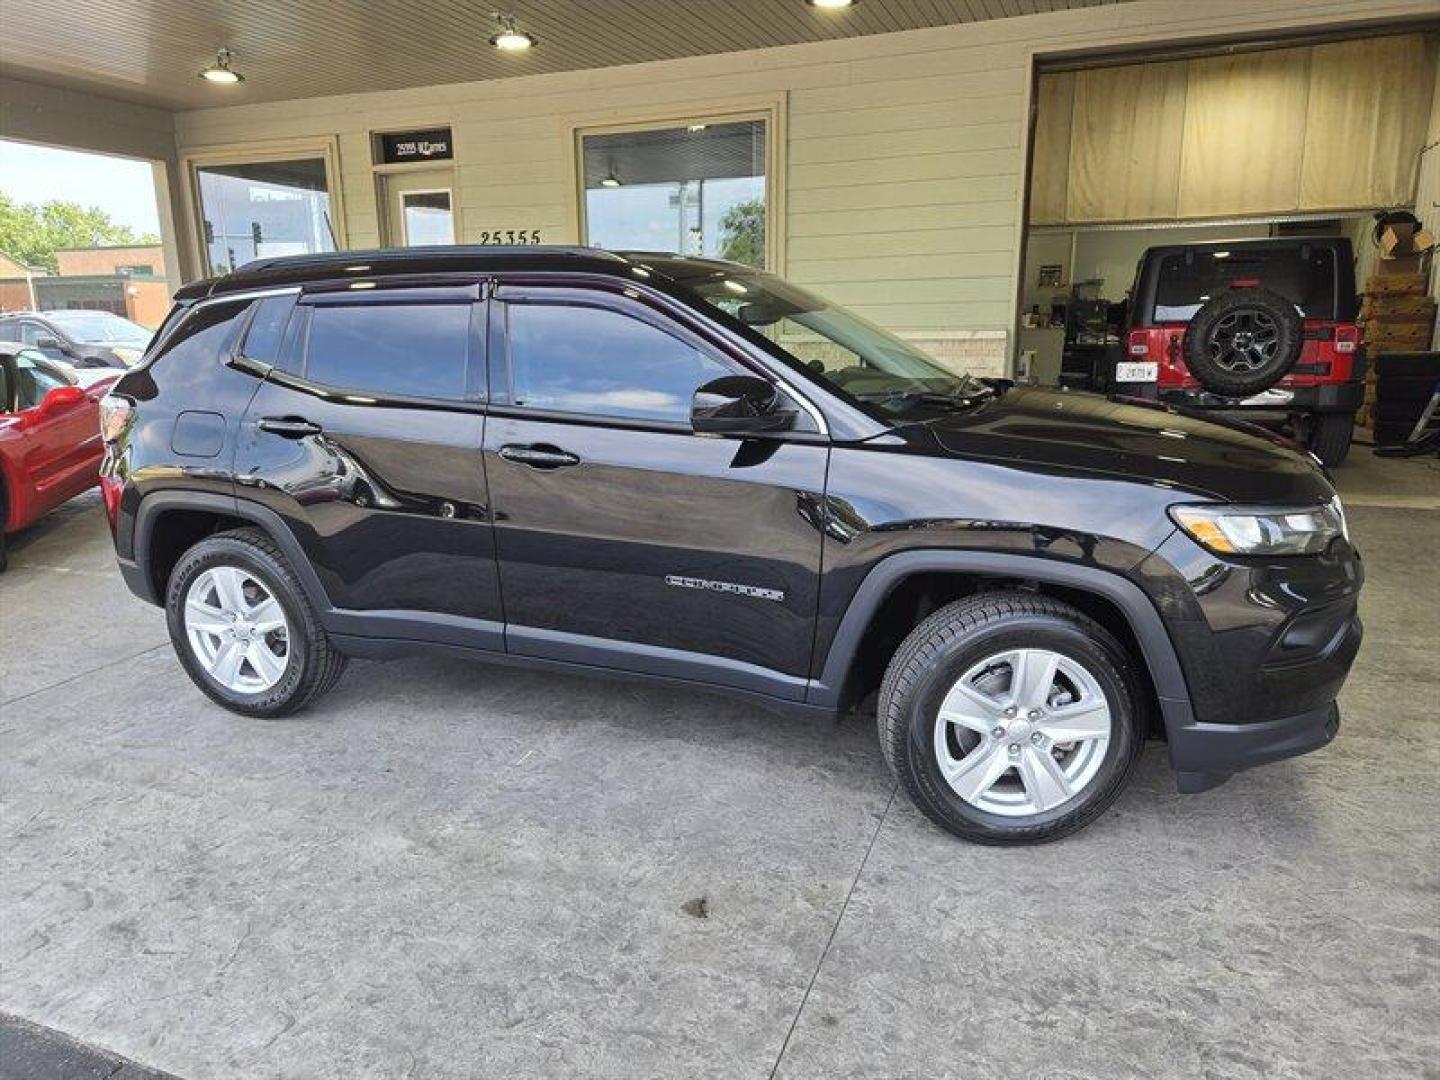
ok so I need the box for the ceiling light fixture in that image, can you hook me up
[490,12,536,51]
[806,0,856,9]
[199,47,244,84]
[687,124,708,133]
[600,172,622,188]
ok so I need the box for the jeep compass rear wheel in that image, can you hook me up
[878,592,1142,844]
[166,528,347,717]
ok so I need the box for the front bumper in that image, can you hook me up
[1169,701,1341,793]
[1136,526,1363,791]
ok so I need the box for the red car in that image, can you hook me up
[1125,237,1363,465]
[0,342,118,569]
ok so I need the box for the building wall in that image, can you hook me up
[0,280,36,313]
[55,245,167,278]
[124,279,172,328]
[0,252,41,277]
[173,0,1435,375]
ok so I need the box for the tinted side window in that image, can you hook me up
[304,303,470,400]
[151,301,248,367]
[18,322,46,346]
[507,303,730,422]
[239,295,296,366]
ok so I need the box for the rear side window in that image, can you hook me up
[1153,247,1336,323]
[303,303,471,400]
[506,303,730,423]
[150,301,248,367]
[238,295,296,367]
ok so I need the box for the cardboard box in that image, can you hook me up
[1366,272,1428,296]
[1360,295,1437,321]
[1374,253,1426,276]
[1366,325,1433,350]
[1378,221,1436,259]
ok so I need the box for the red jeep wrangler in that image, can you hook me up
[1125,237,1363,465]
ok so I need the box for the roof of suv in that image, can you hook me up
[179,246,743,301]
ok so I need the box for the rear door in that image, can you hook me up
[235,283,502,646]
[484,282,829,699]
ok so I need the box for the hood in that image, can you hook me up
[912,386,1334,505]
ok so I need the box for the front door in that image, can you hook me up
[235,284,501,646]
[7,350,100,514]
[484,283,830,699]
[382,169,456,247]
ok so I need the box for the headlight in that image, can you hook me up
[1170,501,1347,556]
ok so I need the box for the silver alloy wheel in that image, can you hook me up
[184,565,291,694]
[933,647,1112,817]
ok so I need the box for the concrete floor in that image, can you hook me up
[1,455,1437,1080]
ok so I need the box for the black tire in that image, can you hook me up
[877,592,1143,845]
[1308,413,1355,467]
[1373,418,1420,446]
[165,527,347,717]
[1374,400,1432,424]
[1374,375,1438,406]
[1184,288,1303,397]
[1373,351,1438,378]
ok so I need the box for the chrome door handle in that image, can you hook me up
[497,443,580,469]
[258,416,323,438]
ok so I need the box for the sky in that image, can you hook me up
[0,140,162,234]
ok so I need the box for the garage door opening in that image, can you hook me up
[1015,28,1439,464]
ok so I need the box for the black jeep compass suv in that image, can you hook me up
[99,247,1363,844]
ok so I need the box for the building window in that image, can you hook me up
[194,157,336,275]
[401,191,454,246]
[580,118,768,267]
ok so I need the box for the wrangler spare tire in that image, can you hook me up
[1183,287,1303,397]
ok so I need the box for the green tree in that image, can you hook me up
[0,193,158,273]
[717,198,766,268]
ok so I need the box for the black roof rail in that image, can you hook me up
[232,244,624,276]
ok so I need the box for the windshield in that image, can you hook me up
[679,268,989,415]
[44,311,152,344]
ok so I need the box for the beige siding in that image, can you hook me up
[174,0,1434,376]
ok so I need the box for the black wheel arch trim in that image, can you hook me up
[128,490,334,613]
[808,549,1194,727]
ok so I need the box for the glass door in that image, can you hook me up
[383,169,456,247]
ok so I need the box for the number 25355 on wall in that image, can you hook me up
[477,230,542,245]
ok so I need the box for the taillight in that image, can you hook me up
[1334,325,1358,354]
[1127,330,1150,357]
[100,393,134,443]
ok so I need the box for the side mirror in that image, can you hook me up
[25,385,86,426]
[692,375,794,435]
[34,335,62,352]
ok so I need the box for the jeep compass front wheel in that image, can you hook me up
[166,528,347,717]
[878,592,1142,844]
